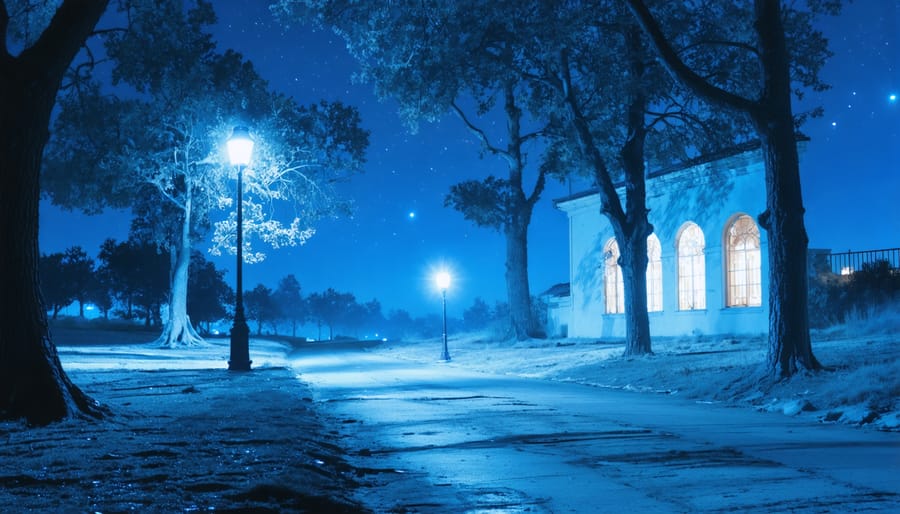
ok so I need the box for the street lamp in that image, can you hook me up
[227,126,254,371]
[435,270,451,361]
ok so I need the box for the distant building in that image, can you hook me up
[554,143,773,338]
[539,282,571,338]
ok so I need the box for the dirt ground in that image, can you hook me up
[0,366,368,513]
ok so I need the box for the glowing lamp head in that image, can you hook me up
[435,270,451,291]
[227,126,254,166]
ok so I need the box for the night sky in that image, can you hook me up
[39,1,898,318]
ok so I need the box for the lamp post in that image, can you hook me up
[436,270,451,361]
[227,126,254,371]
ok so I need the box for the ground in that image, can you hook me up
[384,328,899,431]
[0,336,364,513]
[0,316,896,512]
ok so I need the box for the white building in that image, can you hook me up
[554,143,773,339]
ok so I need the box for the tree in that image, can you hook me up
[273,274,305,338]
[244,284,278,336]
[43,0,369,347]
[385,309,415,340]
[62,246,95,318]
[306,288,356,340]
[187,251,232,334]
[361,299,385,337]
[85,275,114,320]
[463,297,492,332]
[626,0,838,375]
[39,252,72,319]
[95,238,169,326]
[274,0,556,340]
[0,0,110,424]
[486,1,737,355]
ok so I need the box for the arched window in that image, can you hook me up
[726,214,762,307]
[646,234,663,312]
[604,239,624,314]
[677,222,706,310]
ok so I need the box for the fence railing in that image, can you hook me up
[826,248,900,275]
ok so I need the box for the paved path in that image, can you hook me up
[291,343,900,513]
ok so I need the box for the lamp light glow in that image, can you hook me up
[436,270,451,290]
[227,126,254,166]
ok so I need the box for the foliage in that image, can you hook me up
[187,251,233,331]
[40,252,72,319]
[444,177,513,231]
[273,274,306,337]
[384,309,416,340]
[244,284,279,335]
[95,238,169,325]
[306,288,357,340]
[4,0,59,50]
[462,297,493,331]
[45,0,368,263]
[39,246,96,319]
[274,0,557,339]
[41,0,368,346]
[625,0,836,129]
[809,262,900,328]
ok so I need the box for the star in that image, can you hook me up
[408,211,416,219]
[890,94,897,103]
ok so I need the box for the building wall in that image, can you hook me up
[556,148,770,338]
[545,295,571,337]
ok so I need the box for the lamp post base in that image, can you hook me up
[228,320,252,371]
[441,335,451,362]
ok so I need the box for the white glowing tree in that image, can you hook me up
[43,1,368,347]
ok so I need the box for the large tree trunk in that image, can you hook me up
[619,232,652,355]
[0,0,110,424]
[753,0,820,376]
[505,210,534,340]
[501,88,540,341]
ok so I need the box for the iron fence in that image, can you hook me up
[826,248,900,275]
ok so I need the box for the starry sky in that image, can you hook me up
[39,1,898,318]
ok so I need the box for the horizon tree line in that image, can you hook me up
[40,241,528,342]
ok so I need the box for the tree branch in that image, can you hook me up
[450,101,515,168]
[526,167,546,209]
[558,48,625,222]
[625,0,758,115]
[520,128,545,145]
[21,0,110,81]
[680,38,759,58]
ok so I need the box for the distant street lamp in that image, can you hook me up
[435,270,451,361]
[227,126,254,371]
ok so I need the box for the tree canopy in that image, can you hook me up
[43,0,369,346]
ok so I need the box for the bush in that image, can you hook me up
[809,260,900,328]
